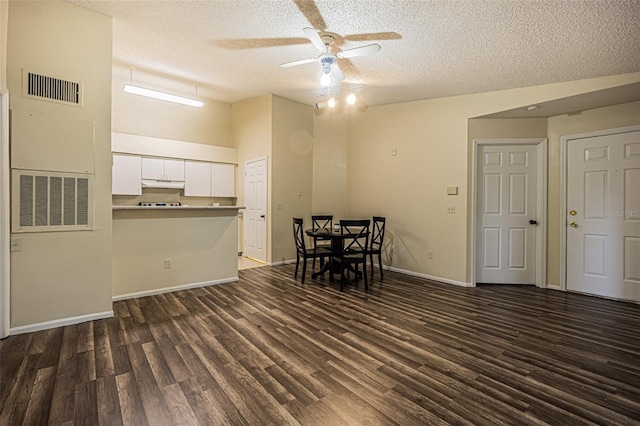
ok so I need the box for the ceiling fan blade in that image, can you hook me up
[330,63,344,81]
[344,32,402,42]
[213,37,310,49]
[336,43,381,59]
[294,0,327,31]
[303,27,327,53]
[280,58,317,68]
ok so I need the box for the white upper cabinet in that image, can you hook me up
[112,154,142,195]
[142,157,185,181]
[184,161,235,197]
[211,163,235,197]
[184,161,211,197]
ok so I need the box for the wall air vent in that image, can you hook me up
[22,70,83,107]
[12,170,93,233]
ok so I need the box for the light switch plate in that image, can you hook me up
[447,186,458,195]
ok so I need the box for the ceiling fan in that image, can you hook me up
[280,27,381,86]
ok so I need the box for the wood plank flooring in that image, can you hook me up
[2,265,640,425]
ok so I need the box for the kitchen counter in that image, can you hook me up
[112,205,244,210]
[112,205,243,301]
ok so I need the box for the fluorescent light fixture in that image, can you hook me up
[123,84,204,107]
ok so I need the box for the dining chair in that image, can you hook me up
[366,216,386,281]
[311,215,333,269]
[331,219,370,291]
[292,217,332,284]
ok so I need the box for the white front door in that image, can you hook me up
[476,144,540,284]
[566,129,640,301]
[244,157,267,263]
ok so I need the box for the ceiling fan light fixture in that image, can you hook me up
[320,71,332,87]
[328,97,336,108]
[346,93,357,105]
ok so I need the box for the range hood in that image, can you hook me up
[141,179,185,189]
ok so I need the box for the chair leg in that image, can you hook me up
[301,259,307,284]
[312,257,316,270]
[363,261,369,291]
[370,254,375,280]
[378,253,384,281]
[294,255,300,278]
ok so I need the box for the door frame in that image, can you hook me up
[559,124,640,292]
[471,138,547,287]
[1,89,9,338]
[243,156,268,263]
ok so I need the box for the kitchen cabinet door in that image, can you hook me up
[164,159,185,181]
[142,157,184,181]
[142,157,164,180]
[211,163,235,197]
[184,161,211,196]
[112,154,142,195]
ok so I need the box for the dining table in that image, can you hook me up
[305,227,369,280]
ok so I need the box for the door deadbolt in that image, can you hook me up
[569,210,577,216]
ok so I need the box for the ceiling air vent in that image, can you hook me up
[22,70,83,107]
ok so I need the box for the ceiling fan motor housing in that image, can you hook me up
[320,55,336,71]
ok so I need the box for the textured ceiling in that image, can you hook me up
[66,0,640,109]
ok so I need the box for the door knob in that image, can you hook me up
[569,221,578,228]
[529,220,538,225]
[260,214,265,219]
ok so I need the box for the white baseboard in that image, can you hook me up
[385,266,473,287]
[10,310,114,335]
[113,277,239,302]
[268,259,297,266]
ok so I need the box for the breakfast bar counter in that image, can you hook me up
[112,205,244,300]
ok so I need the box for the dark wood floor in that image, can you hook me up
[2,265,640,425]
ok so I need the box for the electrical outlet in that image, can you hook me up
[164,258,172,269]
[447,205,455,214]
[391,148,398,156]
[427,251,433,259]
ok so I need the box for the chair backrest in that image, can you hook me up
[311,215,333,231]
[370,216,386,252]
[292,217,307,255]
[340,219,370,253]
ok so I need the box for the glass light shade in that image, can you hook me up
[346,93,357,105]
[328,97,336,108]
[320,72,332,87]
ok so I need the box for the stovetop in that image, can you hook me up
[138,202,181,207]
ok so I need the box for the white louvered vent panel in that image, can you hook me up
[12,170,93,233]
[22,70,83,107]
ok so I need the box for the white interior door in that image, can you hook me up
[476,144,539,284]
[566,129,640,301]
[244,157,267,263]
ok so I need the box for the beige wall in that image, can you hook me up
[112,74,233,147]
[7,1,112,327]
[342,73,640,285]
[312,110,349,218]
[232,95,272,259]
[0,0,7,86]
[231,95,313,264]
[271,95,313,263]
